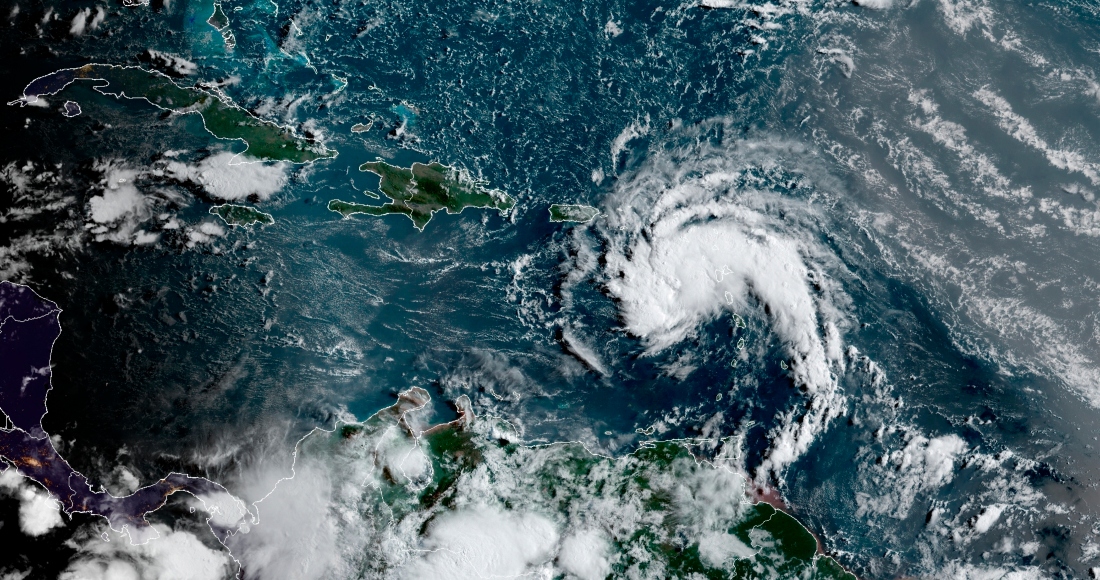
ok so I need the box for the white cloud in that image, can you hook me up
[192,492,249,532]
[853,0,895,8]
[697,530,755,568]
[60,524,234,580]
[856,433,967,519]
[609,117,649,168]
[908,90,1029,202]
[599,133,848,479]
[936,0,994,35]
[89,7,105,30]
[167,152,288,201]
[557,529,611,580]
[974,87,1100,186]
[939,561,1047,580]
[970,503,1004,535]
[69,6,104,35]
[132,230,160,245]
[401,506,559,580]
[185,221,226,247]
[18,489,64,536]
[85,161,164,245]
[560,326,608,375]
[225,462,341,580]
[0,469,65,537]
[89,179,144,224]
[145,50,197,77]
[68,8,89,35]
[214,384,850,580]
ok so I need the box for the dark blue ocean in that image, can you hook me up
[3,0,1100,578]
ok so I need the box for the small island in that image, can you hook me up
[206,2,229,30]
[549,203,600,223]
[209,204,274,226]
[328,160,515,230]
[14,64,333,163]
[206,2,236,49]
[61,101,81,117]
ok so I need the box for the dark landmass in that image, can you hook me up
[0,282,60,438]
[209,204,274,227]
[328,160,515,230]
[61,101,81,117]
[13,64,332,163]
[0,281,245,543]
[0,427,236,540]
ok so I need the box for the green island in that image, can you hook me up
[18,64,333,163]
[549,203,600,223]
[206,2,229,30]
[328,160,515,230]
[209,204,274,227]
[206,2,236,49]
[288,388,858,579]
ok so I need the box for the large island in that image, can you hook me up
[210,203,274,227]
[549,203,600,223]
[12,64,334,163]
[328,160,515,230]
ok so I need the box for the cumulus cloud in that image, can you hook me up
[849,0,893,8]
[68,8,89,35]
[856,433,968,519]
[84,161,170,245]
[969,503,1004,535]
[60,524,234,580]
[402,507,559,579]
[18,490,64,536]
[191,492,249,534]
[68,7,104,36]
[0,468,65,537]
[974,87,1100,186]
[184,220,226,248]
[938,561,1046,580]
[88,168,144,224]
[0,161,82,281]
[557,529,612,580]
[166,152,288,201]
[225,462,341,580]
[144,50,197,77]
[215,386,843,579]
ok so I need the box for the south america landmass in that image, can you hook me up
[0,280,856,578]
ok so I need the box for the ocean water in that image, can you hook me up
[3,0,1100,578]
